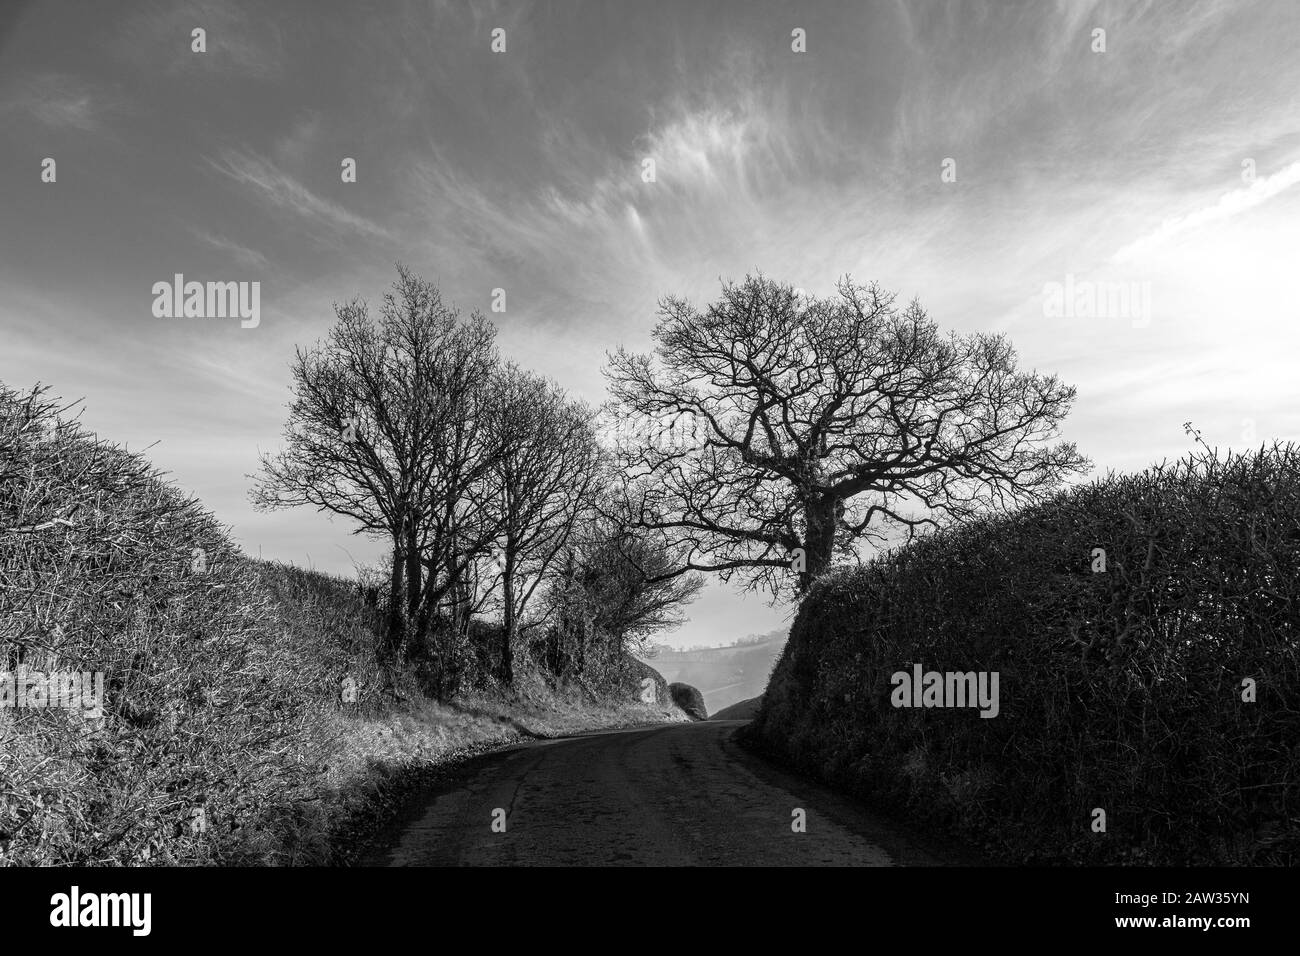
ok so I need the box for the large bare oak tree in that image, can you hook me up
[605,274,1089,595]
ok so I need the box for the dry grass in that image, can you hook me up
[316,675,683,863]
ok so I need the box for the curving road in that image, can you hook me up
[364,720,964,866]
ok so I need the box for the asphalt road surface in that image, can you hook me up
[364,720,965,866]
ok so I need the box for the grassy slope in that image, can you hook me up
[711,695,762,720]
[323,675,682,863]
[254,562,685,865]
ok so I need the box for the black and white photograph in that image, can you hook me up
[0,0,1293,939]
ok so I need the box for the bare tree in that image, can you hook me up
[584,529,705,650]
[403,301,503,655]
[605,274,1089,595]
[545,500,704,673]
[486,365,602,683]
[251,266,501,661]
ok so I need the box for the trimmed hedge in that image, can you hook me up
[669,682,708,721]
[0,384,383,864]
[751,443,1300,864]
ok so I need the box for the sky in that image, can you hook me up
[2,0,1300,648]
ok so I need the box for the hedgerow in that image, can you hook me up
[751,443,1300,864]
[0,384,381,864]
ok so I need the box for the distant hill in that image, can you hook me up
[711,695,762,721]
[637,629,786,714]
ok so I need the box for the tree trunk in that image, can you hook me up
[499,541,514,686]
[501,558,515,685]
[800,496,838,591]
[385,536,404,658]
[403,510,422,657]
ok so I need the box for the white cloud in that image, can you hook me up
[207,149,393,242]
[1113,161,1300,263]
[113,0,285,78]
[188,228,272,271]
[3,73,103,130]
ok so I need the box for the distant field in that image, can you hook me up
[637,631,786,713]
[711,696,762,721]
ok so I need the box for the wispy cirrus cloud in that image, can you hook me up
[112,0,285,79]
[187,227,273,271]
[1113,160,1300,263]
[2,72,107,130]
[404,94,803,318]
[206,149,394,242]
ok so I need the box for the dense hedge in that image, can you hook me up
[751,444,1300,864]
[0,385,383,864]
[669,682,708,720]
